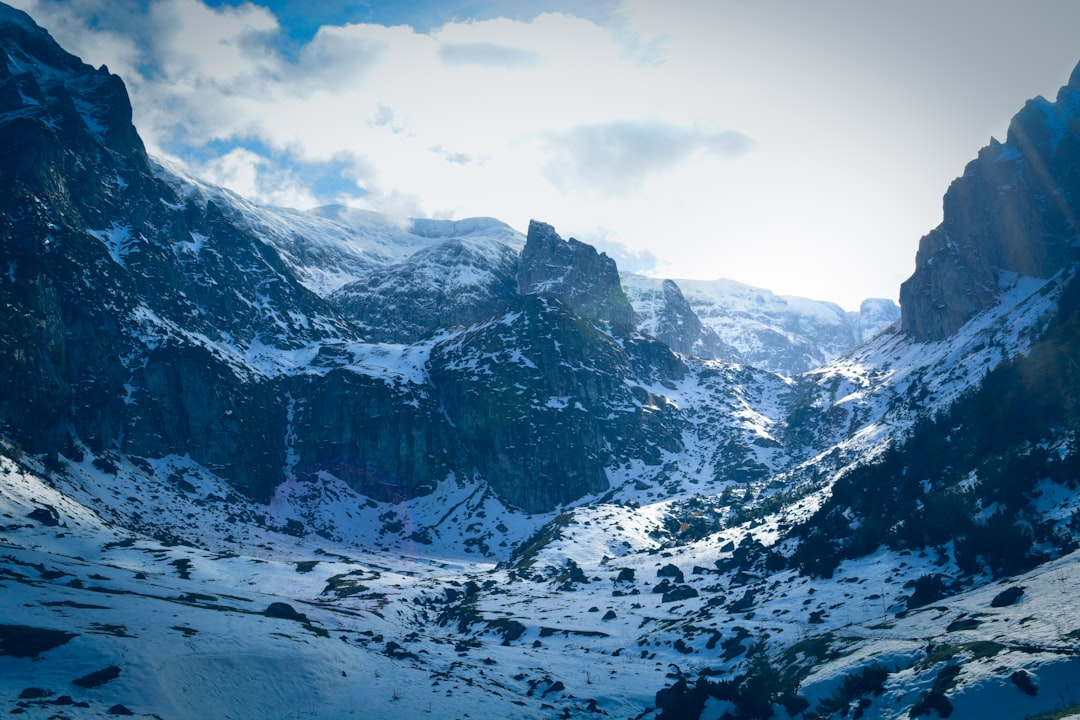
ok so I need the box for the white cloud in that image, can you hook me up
[540,120,753,195]
[13,0,1080,309]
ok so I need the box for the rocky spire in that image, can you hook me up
[518,220,634,326]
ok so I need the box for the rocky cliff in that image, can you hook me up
[6,6,1080,719]
[518,220,634,326]
[428,295,684,512]
[900,62,1080,340]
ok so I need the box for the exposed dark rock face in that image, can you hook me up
[0,8,351,497]
[287,369,470,503]
[122,344,286,502]
[428,295,682,513]
[518,220,634,326]
[0,8,153,461]
[900,63,1080,340]
[0,10,700,513]
[7,4,1011,523]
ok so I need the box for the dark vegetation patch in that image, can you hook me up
[655,642,807,720]
[945,617,982,633]
[657,564,684,583]
[907,574,959,610]
[787,275,1080,580]
[42,600,111,610]
[264,602,308,622]
[909,664,960,718]
[27,505,61,526]
[1026,701,1080,720]
[169,558,193,579]
[3,555,70,581]
[72,665,121,688]
[102,537,137,551]
[88,623,136,638]
[553,558,589,591]
[917,641,1005,670]
[991,585,1025,608]
[1011,669,1038,696]
[538,626,609,639]
[815,663,890,718]
[263,602,329,638]
[0,624,77,658]
[18,688,53,699]
[486,618,526,645]
[19,693,90,710]
[322,570,374,598]
[509,513,571,568]
[666,585,700,603]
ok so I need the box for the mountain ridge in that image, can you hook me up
[623,272,899,375]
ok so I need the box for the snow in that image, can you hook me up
[88,224,132,265]
[341,340,434,386]
[173,232,206,260]
[151,160,525,298]
[621,272,898,374]
[674,276,848,328]
[70,95,105,138]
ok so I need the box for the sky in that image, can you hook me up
[11,0,1080,309]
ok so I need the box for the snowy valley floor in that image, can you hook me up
[3,451,1080,720]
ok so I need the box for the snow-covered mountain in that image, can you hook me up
[3,4,1080,719]
[622,273,899,375]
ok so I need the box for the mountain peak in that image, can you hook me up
[0,2,39,32]
[518,220,634,326]
[899,60,1080,340]
[0,2,88,79]
[1067,58,1080,92]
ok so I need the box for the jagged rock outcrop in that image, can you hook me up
[0,6,153,460]
[0,8,702,514]
[900,62,1080,340]
[0,4,931,522]
[518,220,634,326]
